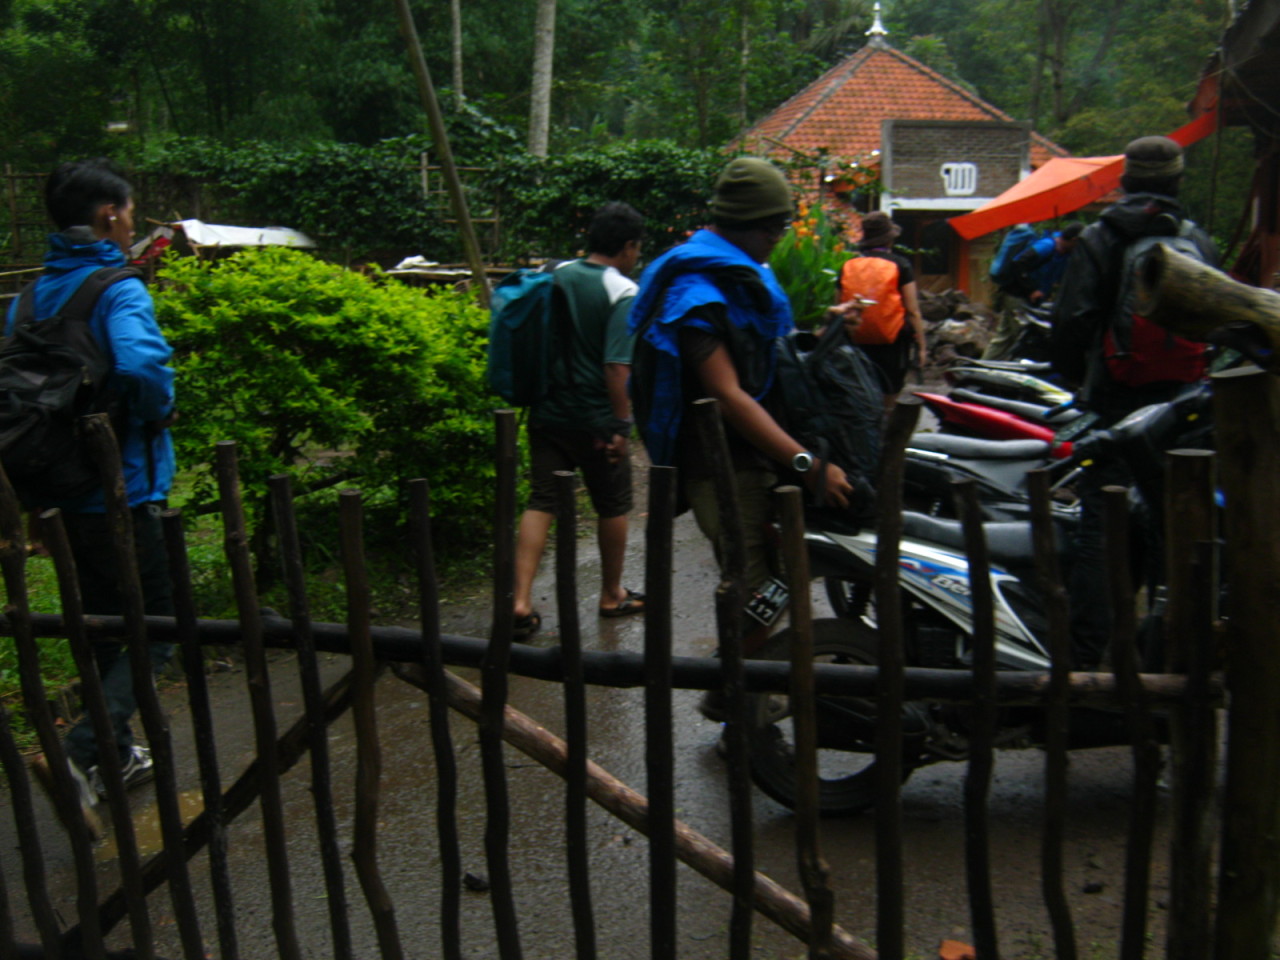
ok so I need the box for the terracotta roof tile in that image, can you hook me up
[740,43,1067,169]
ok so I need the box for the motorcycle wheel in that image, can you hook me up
[746,617,917,816]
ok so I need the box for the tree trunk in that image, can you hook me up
[528,0,556,157]
[451,0,464,101]
[738,0,750,128]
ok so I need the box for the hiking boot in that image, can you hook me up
[90,744,155,799]
[698,689,728,723]
[30,753,104,841]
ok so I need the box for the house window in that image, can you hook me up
[941,163,978,197]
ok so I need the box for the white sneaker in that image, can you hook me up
[89,744,155,799]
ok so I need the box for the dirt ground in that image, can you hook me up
[0,437,1192,960]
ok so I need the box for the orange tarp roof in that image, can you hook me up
[948,109,1221,240]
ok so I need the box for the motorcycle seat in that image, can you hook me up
[901,511,1039,568]
[908,432,1051,461]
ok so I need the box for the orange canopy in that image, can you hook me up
[948,110,1220,240]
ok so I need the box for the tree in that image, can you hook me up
[528,0,556,155]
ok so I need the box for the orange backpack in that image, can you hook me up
[838,256,904,345]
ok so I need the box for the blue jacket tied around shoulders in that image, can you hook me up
[5,228,176,512]
[627,229,794,467]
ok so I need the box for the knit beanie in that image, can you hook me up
[710,158,794,225]
[1123,136,1185,181]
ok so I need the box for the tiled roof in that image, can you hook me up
[740,42,1067,168]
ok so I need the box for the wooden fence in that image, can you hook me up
[0,376,1274,958]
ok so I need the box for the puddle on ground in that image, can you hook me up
[95,790,206,862]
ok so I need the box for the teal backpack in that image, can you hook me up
[989,224,1042,290]
[486,265,572,406]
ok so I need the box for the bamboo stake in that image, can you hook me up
[875,396,921,960]
[644,466,678,960]
[214,441,301,960]
[392,663,879,960]
[161,509,239,960]
[481,410,523,959]
[1162,451,1217,960]
[777,486,833,959]
[1103,486,1159,960]
[954,480,998,960]
[389,0,490,305]
[553,471,597,958]
[270,475,353,960]
[39,509,153,959]
[408,479,464,960]
[1027,469,1076,960]
[340,490,404,959]
[1212,366,1280,958]
[92,670,358,937]
[0,463,62,958]
[84,414,204,960]
[691,397,754,960]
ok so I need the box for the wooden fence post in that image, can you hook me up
[1212,366,1280,959]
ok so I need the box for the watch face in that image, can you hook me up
[792,452,814,472]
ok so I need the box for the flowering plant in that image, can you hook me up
[769,200,852,330]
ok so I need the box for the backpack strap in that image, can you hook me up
[13,266,142,328]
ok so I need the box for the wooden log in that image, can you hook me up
[214,441,301,960]
[691,397,754,960]
[1212,366,1280,958]
[1027,469,1076,960]
[778,486,834,959]
[481,410,523,960]
[0,463,63,958]
[1136,243,1280,361]
[553,471,597,959]
[954,480,998,960]
[161,510,240,960]
[393,663,878,960]
[40,509,153,959]
[340,490,404,959]
[1102,486,1159,960]
[269,477,352,960]
[876,396,920,960]
[84,414,203,960]
[94,671,358,937]
[643,466,678,960]
[407,479,464,960]
[1162,452,1217,960]
[9,610,1222,706]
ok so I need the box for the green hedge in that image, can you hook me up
[154,247,498,547]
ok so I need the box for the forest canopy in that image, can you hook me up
[0,0,1238,164]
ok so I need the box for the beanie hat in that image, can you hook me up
[1123,136,1185,181]
[857,211,901,249]
[710,158,794,225]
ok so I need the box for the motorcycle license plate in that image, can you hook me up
[745,577,790,628]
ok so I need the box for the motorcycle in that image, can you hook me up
[744,384,1213,815]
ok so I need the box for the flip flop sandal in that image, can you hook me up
[600,589,646,619]
[512,610,542,642]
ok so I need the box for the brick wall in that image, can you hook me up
[883,120,1028,200]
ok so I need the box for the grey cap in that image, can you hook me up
[710,158,794,224]
[1124,136,1185,180]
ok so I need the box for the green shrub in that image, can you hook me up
[770,200,852,330]
[154,247,497,550]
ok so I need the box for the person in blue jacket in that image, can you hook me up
[10,159,177,824]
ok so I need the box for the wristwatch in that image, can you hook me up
[791,451,815,473]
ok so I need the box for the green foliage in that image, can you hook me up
[770,200,851,329]
[485,139,726,260]
[154,247,496,546]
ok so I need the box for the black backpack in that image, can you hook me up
[770,320,884,529]
[0,267,140,501]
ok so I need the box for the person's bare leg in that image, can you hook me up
[514,509,554,619]
[597,513,631,611]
